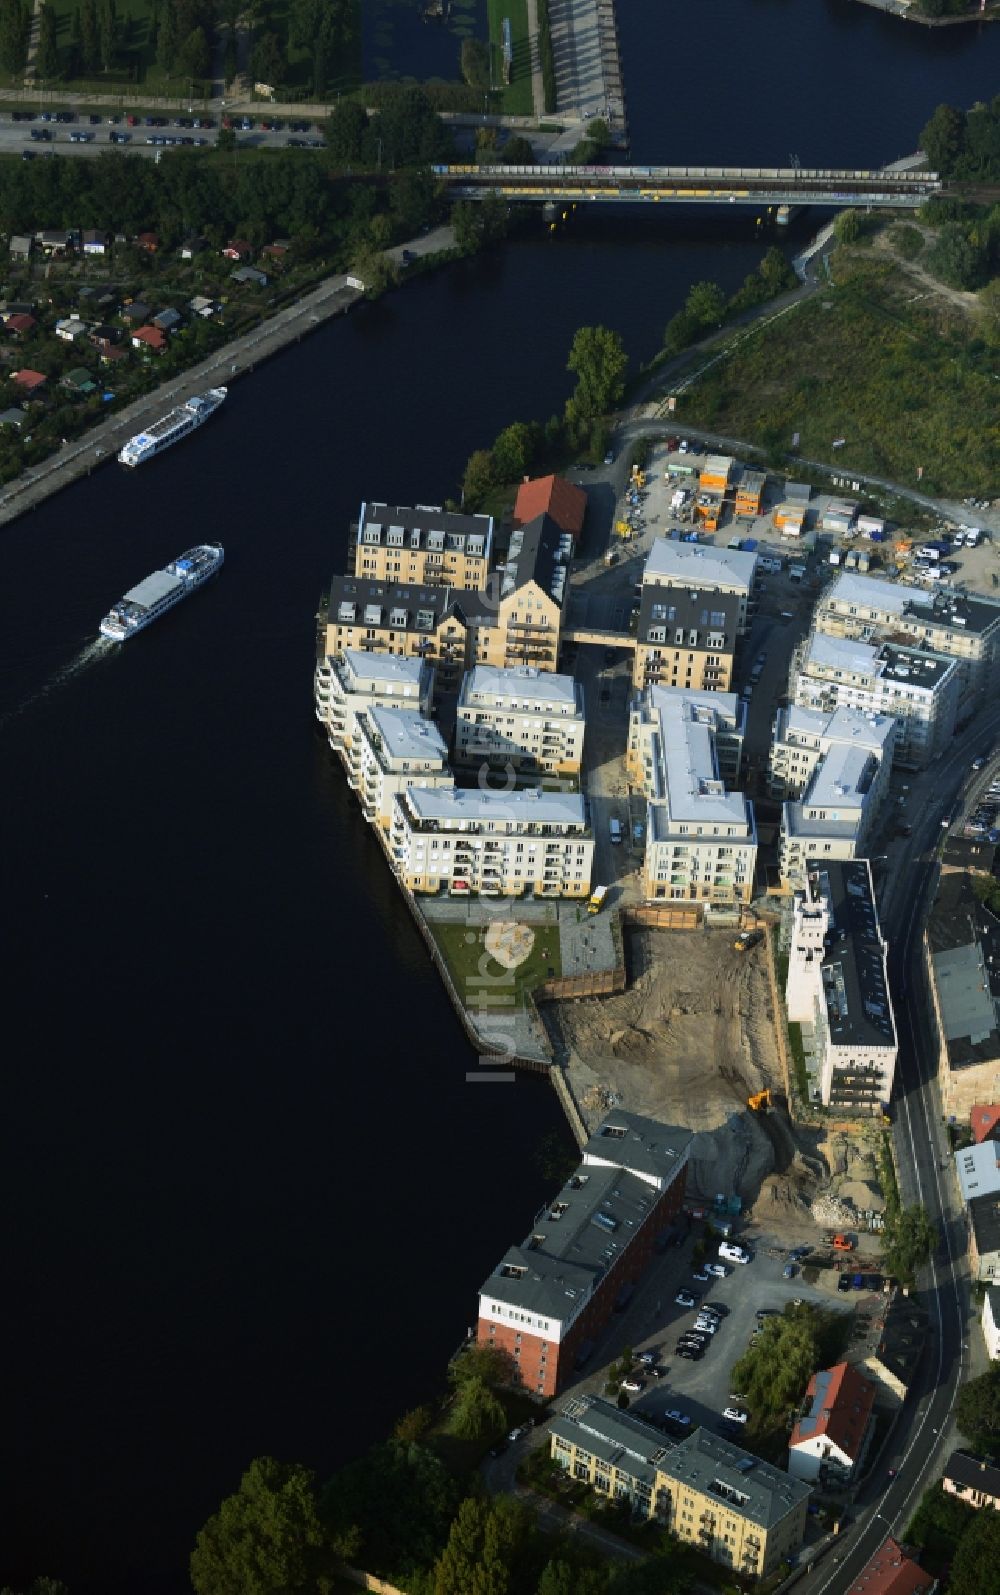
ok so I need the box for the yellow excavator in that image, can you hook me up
[747,1089,772,1113]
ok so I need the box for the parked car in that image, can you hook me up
[675,1290,696,1308]
[692,1269,710,1283]
[675,1345,702,1360]
[621,1378,644,1394]
[665,1410,691,1428]
[722,1407,748,1424]
[756,1308,779,1321]
[507,1426,526,1443]
[705,1263,728,1278]
[783,1262,797,1279]
[636,1350,657,1367]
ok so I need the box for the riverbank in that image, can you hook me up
[0,226,454,530]
[849,0,998,23]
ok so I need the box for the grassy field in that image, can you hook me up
[487,0,533,116]
[679,243,999,499]
[430,918,561,1007]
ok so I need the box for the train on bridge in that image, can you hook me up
[431,164,940,210]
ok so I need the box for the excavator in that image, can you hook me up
[747,1089,772,1113]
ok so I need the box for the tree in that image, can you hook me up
[957,1366,1000,1456]
[447,1343,517,1394]
[97,0,118,70]
[177,24,210,79]
[321,1442,460,1583]
[501,135,534,164]
[36,1,60,78]
[907,1479,976,1555]
[389,168,438,236]
[0,0,28,75]
[663,307,700,354]
[492,420,536,482]
[462,448,499,509]
[447,1374,506,1440]
[882,1203,938,1283]
[433,1497,531,1595]
[190,1457,328,1595]
[79,0,98,68]
[460,36,491,89]
[926,222,985,290]
[978,276,1000,345]
[920,102,967,178]
[349,240,400,297]
[948,1502,1000,1595]
[250,29,284,86]
[759,244,796,292]
[393,1404,434,1444]
[156,0,177,71]
[324,100,369,164]
[566,325,628,421]
[834,208,860,245]
[0,1583,70,1595]
[685,279,726,327]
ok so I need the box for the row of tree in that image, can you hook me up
[461,324,628,510]
[662,245,798,356]
[921,96,1000,182]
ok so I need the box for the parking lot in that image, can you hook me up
[569,1224,862,1447]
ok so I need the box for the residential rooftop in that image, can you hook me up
[805,860,896,1053]
[943,1449,1000,1498]
[659,1428,811,1530]
[582,1109,694,1191]
[334,649,430,689]
[500,512,575,607]
[789,1362,876,1460]
[969,1192,1000,1261]
[459,664,582,714]
[355,500,493,561]
[550,1396,675,1490]
[927,873,1000,1069]
[643,538,757,594]
[363,706,449,766]
[824,572,1000,637]
[326,573,494,634]
[844,1537,935,1595]
[401,785,588,830]
[646,686,752,830]
[637,585,740,650]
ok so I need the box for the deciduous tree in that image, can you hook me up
[948,1500,1000,1594]
[920,101,967,177]
[460,36,490,89]
[447,1374,506,1440]
[566,325,628,420]
[190,1457,328,1595]
[957,1366,1000,1456]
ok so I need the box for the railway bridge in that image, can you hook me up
[431,164,940,211]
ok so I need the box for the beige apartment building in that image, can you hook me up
[772,706,894,892]
[549,1405,810,1578]
[628,686,756,907]
[641,539,758,632]
[348,501,493,591]
[455,665,585,777]
[632,586,739,693]
[354,707,451,834]
[484,512,573,672]
[390,787,593,899]
[315,648,434,765]
[814,572,1000,700]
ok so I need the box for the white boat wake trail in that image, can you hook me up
[1,637,115,729]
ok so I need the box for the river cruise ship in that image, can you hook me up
[118,387,227,467]
[99,544,224,641]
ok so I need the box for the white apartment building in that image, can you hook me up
[641,538,758,632]
[390,787,593,899]
[455,665,586,777]
[629,686,756,906]
[785,859,897,1108]
[315,648,434,777]
[983,1288,1000,1361]
[773,707,894,891]
[355,707,451,834]
[791,632,960,769]
[814,571,1000,700]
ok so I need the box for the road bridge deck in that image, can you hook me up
[432,164,941,209]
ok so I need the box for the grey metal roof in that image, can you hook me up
[124,570,182,608]
[337,649,429,688]
[659,1429,811,1529]
[936,944,998,1050]
[944,1450,1000,1497]
[644,538,756,594]
[326,574,493,633]
[357,499,493,560]
[970,1194,1000,1261]
[364,706,448,765]
[403,785,587,829]
[955,1140,1000,1204]
[806,860,896,1052]
[460,664,580,712]
[583,1109,693,1189]
[928,873,1000,1068]
[550,1395,676,1487]
[638,584,739,649]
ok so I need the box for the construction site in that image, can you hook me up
[540,922,890,1249]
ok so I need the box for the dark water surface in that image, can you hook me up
[3,6,999,1591]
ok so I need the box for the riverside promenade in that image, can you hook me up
[0,225,453,531]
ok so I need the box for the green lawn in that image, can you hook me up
[430,918,561,1008]
[487,0,534,116]
[679,242,999,499]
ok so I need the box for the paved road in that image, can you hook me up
[799,704,1000,1593]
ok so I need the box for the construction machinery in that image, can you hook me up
[734,929,763,952]
[747,1089,772,1113]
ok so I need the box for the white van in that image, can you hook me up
[719,1242,751,1265]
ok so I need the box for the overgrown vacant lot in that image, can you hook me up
[681,246,998,498]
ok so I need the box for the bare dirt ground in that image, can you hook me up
[543,927,827,1204]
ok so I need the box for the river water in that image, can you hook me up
[3,8,999,1592]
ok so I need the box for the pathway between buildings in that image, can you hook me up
[524,0,545,120]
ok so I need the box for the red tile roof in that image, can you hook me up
[12,368,46,390]
[789,1362,876,1461]
[971,1104,1000,1144]
[514,474,587,539]
[5,314,36,334]
[131,326,166,351]
[845,1537,933,1595]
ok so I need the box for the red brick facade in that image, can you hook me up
[479,1165,686,1397]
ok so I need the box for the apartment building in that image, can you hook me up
[982,1286,1000,1361]
[942,1451,1000,1511]
[322,575,491,697]
[924,871,1000,1119]
[628,687,756,907]
[642,539,757,632]
[390,786,593,899]
[814,571,1000,699]
[773,707,894,891]
[478,1111,692,1395]
[657,1429,810,1578]
[632,586,739,693]
[969,1194,1000,1284]
[791,632,960,769]
[785,860,898,1109]
[315,648,434,763]
[354,707,451,833]
[513,473,587,541]
[455,665,585,776]
[484,512,573,672]
[348,500,493,590]
[787,1363,876,1484]
[548,1397,677,1521]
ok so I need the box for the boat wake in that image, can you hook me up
[0,636,115,728]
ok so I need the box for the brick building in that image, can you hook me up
[477,1111,692,1396]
